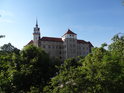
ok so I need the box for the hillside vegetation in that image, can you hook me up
[0,34,124,93]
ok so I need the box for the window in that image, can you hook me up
[73,44,75,47]
[48,45,51,48]
[64,51,66,54]
[59,51,61,54]
[87,47,88,50]
[70,44,72,47]
[79,47,81,49]
[60,56,62,59]
[64,45,66,48]
[52,46,54,49]
[56,45,58,49]
[43,45,45,48]
[59,46,61,49]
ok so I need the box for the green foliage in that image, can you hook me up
[44,34,124,93]
[28,87,40,93]
[0,34,124,93]
[109,34,124,57]
[0,52,16,93]
[0,45,61,93]
[12,45,56,92]
[101,43,107,48]
[0,43,20,54]
[0,35,5,38]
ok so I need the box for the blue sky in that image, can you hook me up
[0,0,124,49]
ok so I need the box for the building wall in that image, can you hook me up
[64,38,77,58]
[38,39,91,61]
[39,41,65,61]
[33,23,92,60]
[77,43,90,57]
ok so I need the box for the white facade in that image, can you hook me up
[62,33,77,41]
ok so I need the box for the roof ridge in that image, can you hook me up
[42,36,61,39]
[63,29,77,36]
[40,37,63,42]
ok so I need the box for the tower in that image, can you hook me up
[33,19,40,47]
[62,29,77,59]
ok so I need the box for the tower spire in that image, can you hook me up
[33,19,40,47]
[36,18,38,27]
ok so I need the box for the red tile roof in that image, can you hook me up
[63,29,77,36]
[40,37,63,42]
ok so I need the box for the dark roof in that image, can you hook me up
[27,38,93,47]
[40,37,63,42]
[88,42,94,47]
[27,40,33,45]
[77,40,93,47]
[63,29,77,36]
[25,40,33,47]
[77,40,87,44]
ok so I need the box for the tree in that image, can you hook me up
[0,35,5,38]
[0,44,61,93]
[0,43,20,54]
[122,1,124,6]
[109,34,124,57]
[43,58,83,93]
[0,34,124,93]
[0,51,16,93]
[11,45,50,92]
[44,34,124,93]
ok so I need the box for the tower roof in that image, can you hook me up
[63,29,77,36]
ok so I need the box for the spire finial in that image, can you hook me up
[68,28,71,31]
[36,18,38,27]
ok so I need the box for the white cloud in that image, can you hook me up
[0,10,14,17]
[0,18,14,23]
[0,10,14,23]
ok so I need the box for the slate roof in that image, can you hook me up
[27,40,33,45]
[77,40,93,47]
[40,37,63,42]
[27,38,93,47]
[63,29,77,36]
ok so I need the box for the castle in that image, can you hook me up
[27,20,93,61]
